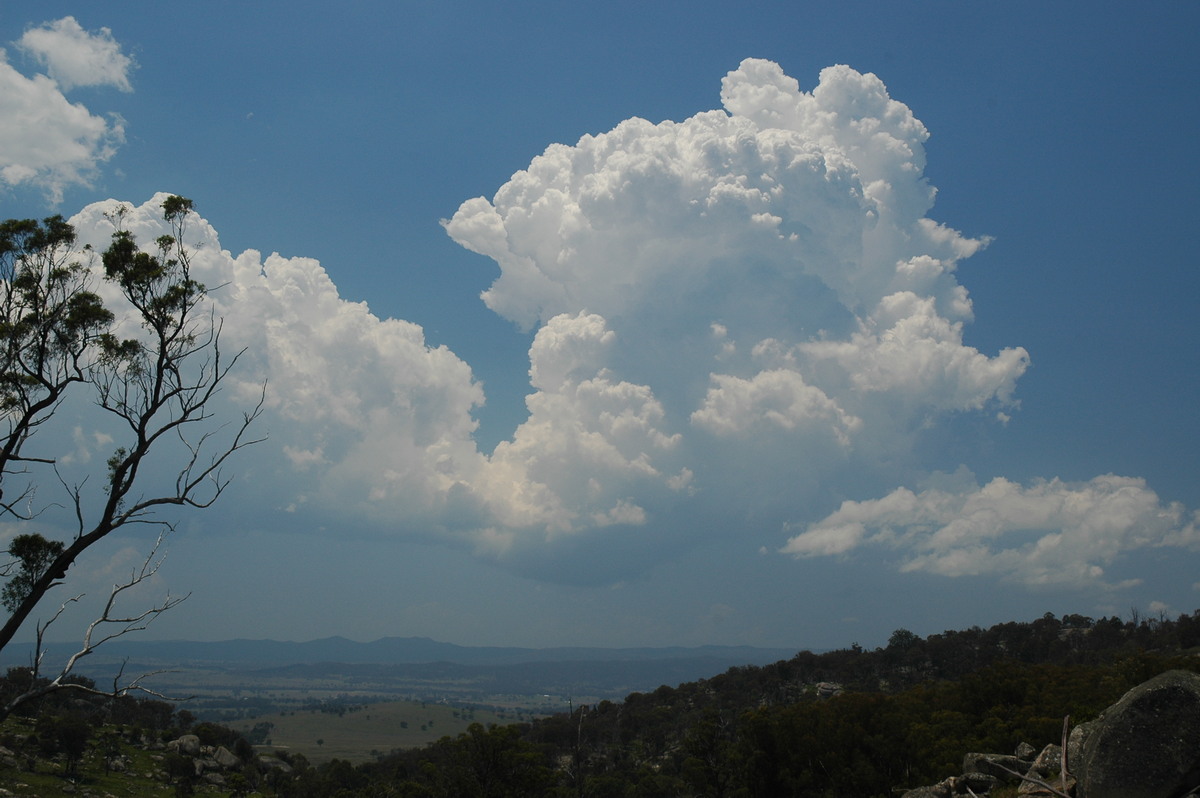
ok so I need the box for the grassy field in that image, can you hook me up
[0,715,179,797]
[234,699,543,764]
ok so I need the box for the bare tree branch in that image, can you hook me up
[1,532,192,717]
[1061,715,1071,795]
[0,198,262,719]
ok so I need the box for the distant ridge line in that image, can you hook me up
[18,635,798,669]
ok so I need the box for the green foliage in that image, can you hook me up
[100,197,205,336]
[0,215,111,429]
[368,722,556,798]
[1,533,64,612]
[192,719,243,749]
[34,711,91,776]
[164,750,198,794]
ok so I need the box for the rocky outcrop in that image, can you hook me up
[1075,669,1200,798]
[164,735,249,784]
[166,733,201,757]
[901,669,1200,798]
[901,745,1063,797]
[162,733,299,790]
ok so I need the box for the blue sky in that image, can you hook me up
[1,2,1198,652]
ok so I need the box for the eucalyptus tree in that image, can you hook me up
[0,196,262,718]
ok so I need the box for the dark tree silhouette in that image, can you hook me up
[0,196,263,718]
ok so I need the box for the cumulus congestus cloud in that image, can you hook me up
[64,59,1190,591]
[444,58,1028,558]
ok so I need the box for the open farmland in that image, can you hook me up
[234,699,539,764]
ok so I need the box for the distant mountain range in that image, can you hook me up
[14,635,797,670]
[8,636,801,704]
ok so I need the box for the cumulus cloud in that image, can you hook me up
[480,312,685,544]
[444,58,1029,547]
[18,17,134,91]
[691,369,860,444]
[54,59,1186,594]
[0,18,130,203]
[70,195,489,541]
[63,57,1039,579]
[782,474,1200,588]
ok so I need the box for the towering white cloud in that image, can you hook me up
[0,18,130,203]
[61,59,1185,594]
[445,58,1029,558]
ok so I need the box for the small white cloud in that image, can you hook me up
[57,426,114,465]
[799,292,1029,413]
[18,17,134,91]
[1148,600,1170,616]
[591,499,647,527]
[283,445,326,470]
[527,312,615,392]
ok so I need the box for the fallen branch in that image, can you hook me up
[992,759,1072,798]
[1061,715,1071,795]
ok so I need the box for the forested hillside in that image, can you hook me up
[2,609,1198,796]
[355,610,1200,797]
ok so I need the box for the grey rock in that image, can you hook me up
[214,745,241,769]
[1077,669,1200,798]
[816,681,843,698]
[168,733,201,757]
[1067,719,1093,770]
[1019,743,1074,796]
[1028,743,1061,777]
[960,771,999,793]
[962,752,1032,783]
